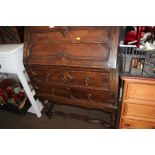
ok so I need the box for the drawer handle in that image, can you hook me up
[65,86,70,90]
[66,72,73,80]
[70,95,75,99]
[30,69,37,76]
[85,76,90,86]
[46,73,50,78]
[87,94,92,103]
[46,74,50,81]
[52,89,55,96]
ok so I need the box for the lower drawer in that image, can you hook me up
[37,92,117,112]
[33,81,115,104]
[124,103,155,119]
[121,118,155,129]
[32,80,117,112]
[69,87,115,104]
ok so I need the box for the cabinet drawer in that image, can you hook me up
[63,68,109,89]
[27,66,112,90]
[122,118,155,129]
[124,103,155,119]
[32,80,115,105]
[30,27,110,43]
[69,87,115,104]
[125,83,155,102]
[34,82,70,99]
[26,67,64,84]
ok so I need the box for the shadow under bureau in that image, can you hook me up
[24,26,120,128]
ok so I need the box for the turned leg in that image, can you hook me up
[111,113,116,128]
[46,102,55,119]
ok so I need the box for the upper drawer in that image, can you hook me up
[32,80,115,105]
[28,26,110,43]
[63,68,109,89]
[124,82,155,104]
[26,66,65,84]
[26,66,116,91]
[124,102,155,119]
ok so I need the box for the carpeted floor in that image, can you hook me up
[0,104,111,129]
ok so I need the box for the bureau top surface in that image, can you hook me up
[0,44,23,55]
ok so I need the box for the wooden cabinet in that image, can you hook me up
[119,77,155,129]
[24,26,120,127]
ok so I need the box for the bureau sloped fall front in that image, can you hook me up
[24,26,120,128]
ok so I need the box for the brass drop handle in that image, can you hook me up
[30,69,37,76]
[87,94,92,103]
[66,71,73,80]
[46,73,50,81]
[85,76,90,86]
[65,86,70,90]
[70,95,75,99]
[52,89,55,96]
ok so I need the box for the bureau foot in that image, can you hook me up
[43,101,55,119]
[111,113,116,127]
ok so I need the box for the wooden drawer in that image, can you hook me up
[69,87,115,104]
[63,68,109,89]
[125,83,155,103]
[26,66,113,90]
[34,82,70,99]
[33,80,115,104]
[29,27,110,43]
[26,66,64,84]
[121,118,155,129]
[124,103,155,119]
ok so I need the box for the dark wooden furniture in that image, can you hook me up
[24,26,120,127]
[119,76,155,129]
[0,26,24,44]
